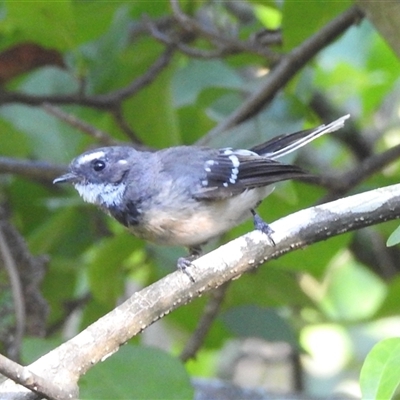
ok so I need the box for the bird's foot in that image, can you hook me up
[177,246,202,282]
[177,256,196,282]
[251,209,275,246]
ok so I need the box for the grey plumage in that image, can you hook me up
[54,115,350,275]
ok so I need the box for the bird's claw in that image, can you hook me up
[252,210,275,246]
[177,257,195,282]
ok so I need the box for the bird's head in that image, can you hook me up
[54,146,134,207]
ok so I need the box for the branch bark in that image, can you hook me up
[1,183,400,399]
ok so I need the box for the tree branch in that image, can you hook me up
[0,157,65,183]
[99,45,176,105]
[180,282,230,362]
[318,142,400,202]
[309,91,373,161]
[0,46,175,110]
[199,6,364,144]
[169,0,278,59]
[147,11,280,61]
[1,183,400,398]
[0,354,68,400]
[42,103,119,147]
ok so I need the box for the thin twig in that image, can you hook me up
[43,103,118,146]
[168,0,279,60]
[180,282,230,362]
[0,46,176,110]
[110,106,142,144]
[100,45,176,105]
[148,15,280,61]
[0,88,110,109]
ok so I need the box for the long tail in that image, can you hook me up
[251,114,350,159]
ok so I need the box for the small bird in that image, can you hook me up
[54,115,349,280]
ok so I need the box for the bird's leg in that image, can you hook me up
[251,209,275,246]
[177,246,202,282]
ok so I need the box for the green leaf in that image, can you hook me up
[282,1,352,50]
[29,207,91,255]
[80,298,118,331]
[5,1,76,49]
[0,68,81,162]
[227,265,314,309]
[185,348,218,378]
[165,291,231,349]
[86,234,144,306]
[221,305,298,347]
[81,345,194,399]
[0,118,29,157]
[206,94,305,149]
[41,259,78,325]
[172,59,244,107]
[22,337,63,364]
[73,2,124,45]
[124,63,181,147]
[254,4,281,29]
[79,5,132,94]
[387,225,400,247]
[272,232,351,279]
[374,276,400,319]
[360,338,400,400]
[320,257,386,321]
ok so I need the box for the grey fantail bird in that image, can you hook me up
[54,114,350,281]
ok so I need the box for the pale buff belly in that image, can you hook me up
[128,187,272,246]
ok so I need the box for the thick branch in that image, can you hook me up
[1,183,400,398]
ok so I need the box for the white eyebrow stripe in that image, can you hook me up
[78,151,106,164]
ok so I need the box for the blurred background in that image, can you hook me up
[0,1,399,399]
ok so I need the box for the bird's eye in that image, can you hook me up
[92,159,106,172]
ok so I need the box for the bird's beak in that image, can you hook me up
[53,172,78,184]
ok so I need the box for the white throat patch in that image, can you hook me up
[74,182,126,207]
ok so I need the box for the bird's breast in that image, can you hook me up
[127,187,270,246]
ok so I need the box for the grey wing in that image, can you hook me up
[193,149,308,200]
